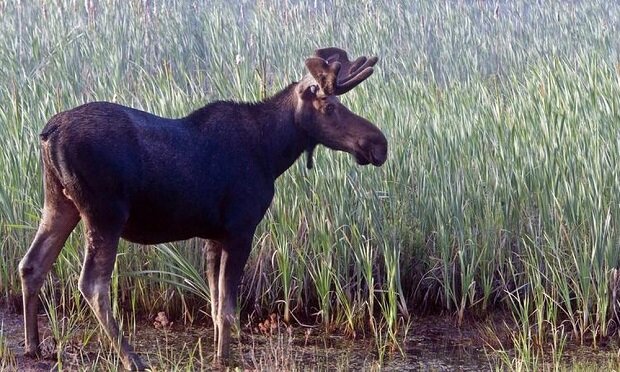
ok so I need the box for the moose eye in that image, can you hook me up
[325,103,335,114]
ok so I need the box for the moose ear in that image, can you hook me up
[305,57,340,95]
[305,57,328,82]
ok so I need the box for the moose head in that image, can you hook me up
[294,47,388,169]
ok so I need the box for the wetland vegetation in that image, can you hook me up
[1,0,620,370]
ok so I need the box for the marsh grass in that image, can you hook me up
[0,321,16,369]
[2,0,620,370]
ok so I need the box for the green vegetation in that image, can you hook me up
[1,0,620,370]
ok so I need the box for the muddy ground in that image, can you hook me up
[1,302,617,371]
[0,301,503,371]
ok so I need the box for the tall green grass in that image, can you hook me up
[1,0,620,368]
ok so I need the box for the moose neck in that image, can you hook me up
[257,83,315,179]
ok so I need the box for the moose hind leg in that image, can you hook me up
[78,224,146,371]
[19,203,79,357]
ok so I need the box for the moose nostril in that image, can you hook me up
[358,136,388,166]
[377,143,387,157]
[376,133,388,148]
[373,144,388,164]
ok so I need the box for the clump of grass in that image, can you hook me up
[0,321,16,369]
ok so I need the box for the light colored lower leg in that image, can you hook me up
[205,241,221,352]
[79,228,146,371]
[81,282,145,370]
[20,209,78,356]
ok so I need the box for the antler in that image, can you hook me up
[305,47,378,96]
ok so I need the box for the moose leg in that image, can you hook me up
[78,224,146,371]
[205,240,222,350]
[215,234,252,362]
[19,201,80,357]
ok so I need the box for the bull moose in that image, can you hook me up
[19,47,388,370]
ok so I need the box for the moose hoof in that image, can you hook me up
[23,347,41,359]
[122,354,148,371]
[212,354,233,369]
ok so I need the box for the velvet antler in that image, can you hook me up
[305,47,378,96]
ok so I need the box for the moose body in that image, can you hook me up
[19,48,387,370]
[45,100,284,245]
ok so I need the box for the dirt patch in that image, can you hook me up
[1,303,503,371]
[1,306,57,371]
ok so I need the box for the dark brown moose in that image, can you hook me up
[19,47,387,370]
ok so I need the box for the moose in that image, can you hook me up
[19,47,387,370]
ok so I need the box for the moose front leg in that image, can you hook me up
[214,234,252,363]
[205,240,222,351]
[79,222,146,371]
